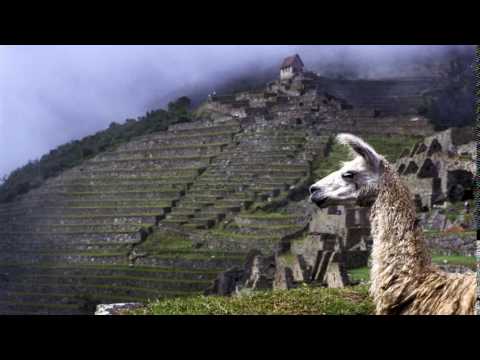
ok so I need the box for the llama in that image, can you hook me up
[309,133,475,315]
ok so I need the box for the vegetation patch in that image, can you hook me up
[0,97,194,204]
[210,230,278,241]
[142,233,193,251]
[424,230,475,239]
[127,284,374,315]
[348,254,476,282]
[362,135,422,163]
[278,253,297,266]
[238,212,296,220]
[348,267,370,283]
[312,141,351,179]
[431,255,476,270]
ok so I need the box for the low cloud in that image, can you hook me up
[0,45,473,178]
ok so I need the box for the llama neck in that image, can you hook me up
[369,163,431,299]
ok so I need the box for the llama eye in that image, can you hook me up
[342,172,355,179]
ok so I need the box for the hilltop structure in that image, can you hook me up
[204,61,436,136]
[280,54,304,81]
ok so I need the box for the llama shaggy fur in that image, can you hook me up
[369,161,475,315]
[310,134,476,315]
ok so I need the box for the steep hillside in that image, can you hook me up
[0,98,193,204]
[0,66,472,314]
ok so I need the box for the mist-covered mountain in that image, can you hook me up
[0,45,475,184]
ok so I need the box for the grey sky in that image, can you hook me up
[0,45,472,179]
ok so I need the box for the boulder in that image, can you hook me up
[95,303,144,315]
[273,266,295,290]
[205,267,245,296]
[242,251,276,290]
[324,261,350,288]
[205,250,276,296]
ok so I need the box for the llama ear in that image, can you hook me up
[336,133,381,169]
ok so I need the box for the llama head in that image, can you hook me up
[309,133,385,208]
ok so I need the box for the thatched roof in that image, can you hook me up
[281,54,304,69]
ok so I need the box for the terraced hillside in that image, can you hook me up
[175,126,312,254]
[0,110,327,314]
[0,119,247,314]
[316,76,439,116]
[1,68,450,314]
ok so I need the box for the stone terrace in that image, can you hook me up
[0,71,449,314]
[395,127,475,209]
[0,118,245,314]
[159,125,311,254]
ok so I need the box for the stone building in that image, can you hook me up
[280,54,304,81]
[395,127,475,210]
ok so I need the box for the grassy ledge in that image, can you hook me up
[126,285,374,315]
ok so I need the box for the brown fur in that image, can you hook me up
[369,162,476,315]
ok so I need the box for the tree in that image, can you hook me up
[168,96,192,113]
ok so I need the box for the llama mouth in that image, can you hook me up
[310,192,328,208]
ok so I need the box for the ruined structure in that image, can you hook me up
[203,69,436,137]
[396,126,475,210]
[1,57,468,314]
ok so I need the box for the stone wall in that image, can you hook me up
[396,127,475,209]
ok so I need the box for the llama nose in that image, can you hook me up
[309,185,321,195]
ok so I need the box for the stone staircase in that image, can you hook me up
[162,126,309,229]
[159,126,312,254]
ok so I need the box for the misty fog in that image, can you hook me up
[0,45,474,179]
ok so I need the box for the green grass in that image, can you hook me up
[35,251,127,257]
[210,230,278,241]
[312,135,422,180]
[68,203,171,208]
[93,155,214,163]
[142,232,193,251]
[19,274,211,284]
[0,263,225,274]
[114,142,229,151]
[238,212,297,220]
[348,254,476,283]
[240,224,303,231]
[278,253,297,266]
[169,130,237,139]
[424,230,476,239]
[127,285,374,315]
[348,267,370,283]
[65,176,196,183]
[312,142,351,179]
[363,135,422,163]
[68,190,180,195]
[145,252,245,261]
[431,255,476,270]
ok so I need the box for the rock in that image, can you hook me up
[424,232,475,256]
[430,213,447,231]
[296,254,312,281]
[243,251,276,291]
[193,240,204,249]
[206,250,278,296]
[95,303,144,315]
[273,267,295,290]
[274,240,291,255]
[437,264,474,274]
[324,261,350,288]
[204,267,245,296]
